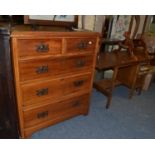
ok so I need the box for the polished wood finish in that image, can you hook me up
[23,94,89,128]
[19,54,93,82]
[65,38,96,53]
[21,73,91,106]
[17,38,62,57]
[11,26,100,138]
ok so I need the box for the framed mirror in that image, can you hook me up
[24,15,78,29]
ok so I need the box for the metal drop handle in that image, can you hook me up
[72,101,81,107]
[36,88,48,96]
[36,65,48,74]
[77,41,88,50]
[76,60,86,67]
[73,80,84,87]
[36,43,49,52]
[37,111,48,119]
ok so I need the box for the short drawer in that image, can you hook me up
[65,38,96,53]
[23,94,89,128]
[19,55,94,82]
[21,73,91,106]
[17,38,62,57]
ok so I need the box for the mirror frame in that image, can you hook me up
[24,15,78,28]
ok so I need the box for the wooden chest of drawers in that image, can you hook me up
[11,29,100,138]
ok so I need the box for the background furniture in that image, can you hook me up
[142,33,155,86]
[117,36,150,97]
[94,50,138,108]
[94,15,150,108]
[0,23,19,138]
[11,25,100,138]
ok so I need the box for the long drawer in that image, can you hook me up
[23,94,89,128]
[19,54,94,82]
[21,73,91,106]
[17,38,62,58]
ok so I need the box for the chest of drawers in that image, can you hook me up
[11,29,100,138]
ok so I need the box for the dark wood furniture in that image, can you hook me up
[11,25,100,138]
[0,23,19,138]
[94,51,137,108]
[94,15,150,109]
[94,35,150,109]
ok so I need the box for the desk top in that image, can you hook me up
[96,49,149,70]
[96,51,137,70]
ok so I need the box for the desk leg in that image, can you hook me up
[106,67,118,109]
[128,65,140,99]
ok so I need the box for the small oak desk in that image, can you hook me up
[94,50,149,108]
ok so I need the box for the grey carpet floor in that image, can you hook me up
[32,83,155,139]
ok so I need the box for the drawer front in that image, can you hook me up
[17,39,62,57]
[21,73,91,106]
[23,94,89,128]
[65,38,96,53]
[19,55,94,82]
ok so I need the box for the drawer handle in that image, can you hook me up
[77,41,88,50]
[73,80,84,87]
[36,43,49,52]
[37,111,48,119]
[72,101,81,107]
[36,88,48,96]
[76,60,86,68]
[36,65,48,74]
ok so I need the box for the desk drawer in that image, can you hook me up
[23,94,89,128]
[17,39,62,58]
[21,73,91,106]
[19,55,94,82]
[65,38,96,53]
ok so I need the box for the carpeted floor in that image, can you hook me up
[32,83,155,139]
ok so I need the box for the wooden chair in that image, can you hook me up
[117,32,150,98]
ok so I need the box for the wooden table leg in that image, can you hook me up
[106,67,118,109]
